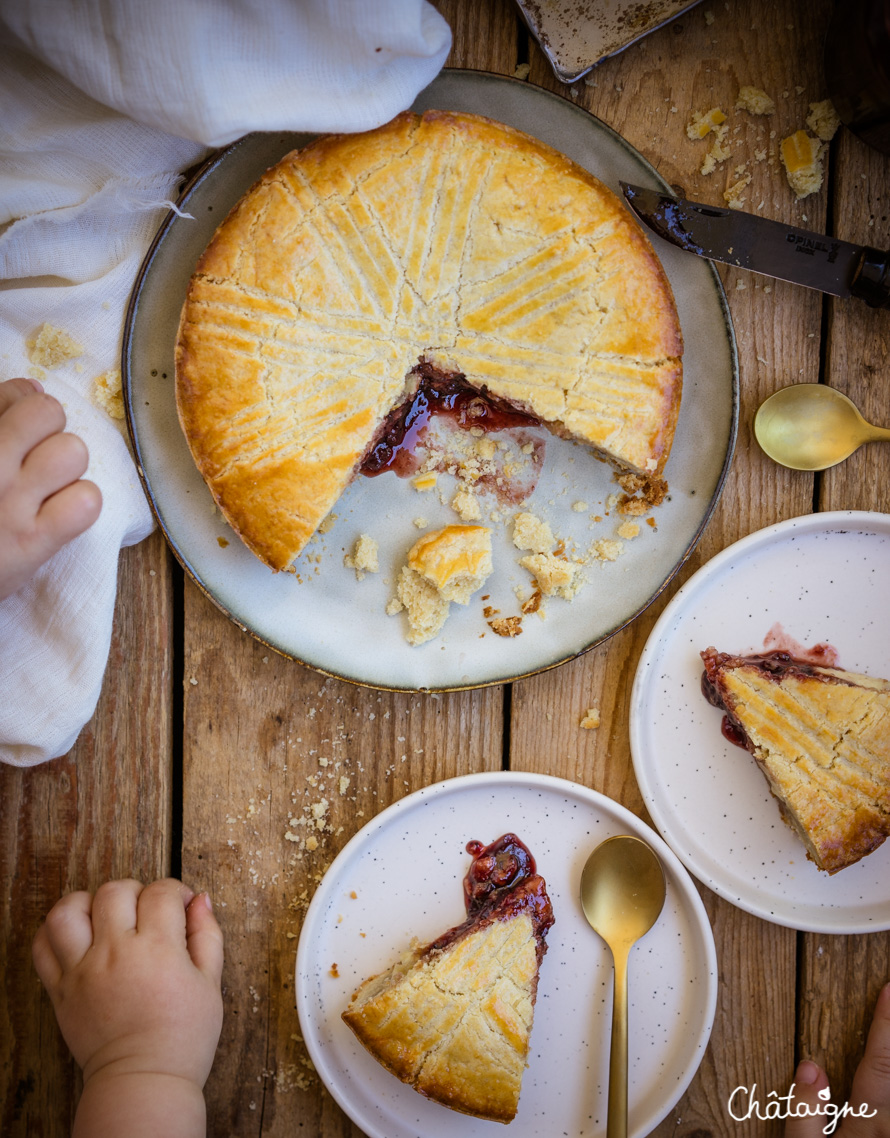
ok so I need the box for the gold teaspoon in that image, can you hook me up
[580,835,666,1138]
[754,384,890,471]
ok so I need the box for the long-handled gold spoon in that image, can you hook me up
[580,835,666,1138]
[754,384,890,471]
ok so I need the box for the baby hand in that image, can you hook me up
[785,982,890,1138]
[0,377,102,601]
[33,879,224,1135]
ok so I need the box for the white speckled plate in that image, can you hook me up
[123,69,737,692]
[630,510,890,934]
[295,772,717,1138]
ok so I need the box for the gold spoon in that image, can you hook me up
[754,384,890,471]
[580,835,666,1138]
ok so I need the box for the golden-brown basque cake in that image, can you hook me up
[701,647,890,873]
[341,834,554,1123]
[175,110,683,571]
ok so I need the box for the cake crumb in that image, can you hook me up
[513,62,530,81]
[93,367,125,419]
[343,534,379,580]
[724,173,752,209]
[591,538,624,562]
[687,108,731,175]
[317,513,337,534]
[27,323,83,368]
[512,511,555,554]
[412,472,437,492]
[451,485,481,521]
[521,590,543,615]
[580,707,601,729]
[488,615,523,638]
[687,107,726,139]
[806,99,841,142]
[571,500,588,512]
[735,86,775,115]
[519,551,584,600]
[617,521,640,540]
[616,471,667,513]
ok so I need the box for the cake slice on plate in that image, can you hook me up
[701,646,890,874]
[341,834,554,1123]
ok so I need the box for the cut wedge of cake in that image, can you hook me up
[341,834,554,1122]
[175,110,683,571]
[701,647,890,873]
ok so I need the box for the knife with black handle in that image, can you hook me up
[620,182,890,309]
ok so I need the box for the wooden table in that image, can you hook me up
[3,0,889,1134]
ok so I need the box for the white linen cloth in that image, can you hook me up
[0,0,451,766]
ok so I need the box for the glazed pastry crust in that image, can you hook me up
[342,910,541,1123]
[176,110,683,570]
[706,653,890,873]
[408,524,492,603]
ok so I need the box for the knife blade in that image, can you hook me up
[620,182,890,308]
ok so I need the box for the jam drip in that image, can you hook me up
[425,833,554,956]
[700,647,838,751]
[360,360,541,478]
[464,833,538,916]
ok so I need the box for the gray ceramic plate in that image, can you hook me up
[123,70,737,692]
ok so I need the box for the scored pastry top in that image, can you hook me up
[176,110,683,570]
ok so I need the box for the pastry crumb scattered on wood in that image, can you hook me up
[780,130,825,198]
[686,107,731,175]
[806,99,841,142]
[735,86,775,116]
[580,708,601,729]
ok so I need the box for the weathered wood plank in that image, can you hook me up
[436,0,520,73]
[511,1,834,1134]
[0,530,174,1138]
[183,6,521,1131]
[181,585,504,1135]
[800,86,890,1106]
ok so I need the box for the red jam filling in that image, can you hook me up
[700,647,840,751]
[463,833,538,915]
[424,833,554,956]
[359,360,542,479]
